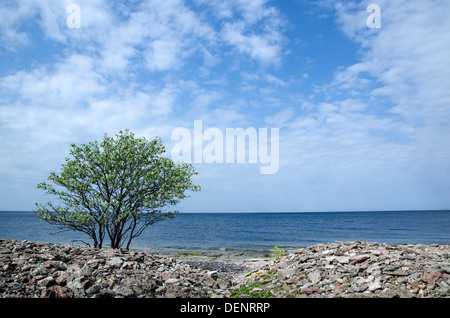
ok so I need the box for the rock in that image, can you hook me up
[396,287,414,298]
[286,276,300,284]
[165,278,181,285]
[86,259,103,269]
[85,284,102,295]
[1,239,449,299]
[308,271,321,284]
[377,289,397,298]
[55,272,70,285]
[300,287,318,295]
[105,257,123,269]
[385,270,408,276]
[203,276,217,288]
[368,278,382,291]
[43,260,67,270]
[114,286,135,297]
[279,266,296,278]
[217,278,231,289]
[335,256,350,264]
[37,276,55,288]
[66,264,81,276]
[79,264,92,277]
[422,271,442,285]
[46,285,73,298]
[350,254,370,264]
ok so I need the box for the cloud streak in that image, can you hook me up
[0,0,449,211]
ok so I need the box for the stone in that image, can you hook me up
[308,271,321,284]
[105,257,123,269]
[46,285,73,298]
[114,286,135,297]
[55,272,70,285]
[85,284,102,295]
[300,287,317,295]
[79,264,92,277]
[368,278,382,291]
[385,270,408,276]
[122,261,136,269]
[1,239,449,299]
[203,276,217,288]
[43,260,67,270]
[165,278,181,284]
[217,278,231,289]
[396,287,414,298]
[86,259,103,269]
[66,264,81,276]
[350,254,370,264]
[286,276,300,284]
[160,272,173,281]
[279,266,296,278]
[422,271,442,285]
[80,278,93,290]
[335,256,350,264]
[37,277,55,288]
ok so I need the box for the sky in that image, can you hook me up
[1,0,449,213]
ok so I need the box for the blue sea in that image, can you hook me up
[0,211,449,257]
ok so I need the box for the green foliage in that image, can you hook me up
[231,272,276,298]
[35,130,200,249]
[231,283,274,298]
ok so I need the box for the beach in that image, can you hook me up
[0,238,449,298]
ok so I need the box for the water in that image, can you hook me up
[0,211,449,257]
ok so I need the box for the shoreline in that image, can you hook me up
[1,238,449,298]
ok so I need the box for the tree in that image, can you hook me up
[35,130,200,250]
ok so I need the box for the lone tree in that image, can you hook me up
[35,130,200,250]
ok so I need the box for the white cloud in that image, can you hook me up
[264,74,287,86]
[330,0,450,161]
[145,39,182,71]
[1,54,106,108]
[0,1,39,50]
[222,21,282,63]
[258,0,450,211]
[1,0,449,211]
[197,0,286,64]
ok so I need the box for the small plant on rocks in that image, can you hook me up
[272,246,285,259]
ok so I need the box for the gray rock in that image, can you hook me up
[114,286,135,297]
[1,239,449,299]
[335,256,350,264]
[105,257,123,269]
[396,287,414,298]
[165,278,181,284]
[308,271,321,284]
[79,264,92,277]
[368,278,382,291]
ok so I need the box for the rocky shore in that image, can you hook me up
[0,238,449,298]
[242,240,450,298]
[0,238,259,298]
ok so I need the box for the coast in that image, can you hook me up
[0,238,448,298]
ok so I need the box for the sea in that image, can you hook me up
[0,210,449,258]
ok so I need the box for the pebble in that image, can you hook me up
[0,239,449,298]
[0,239,248,298]
[242,241,450,298]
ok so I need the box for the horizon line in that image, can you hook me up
[1,209,449,214]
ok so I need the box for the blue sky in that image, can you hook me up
[1,0,449,212]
